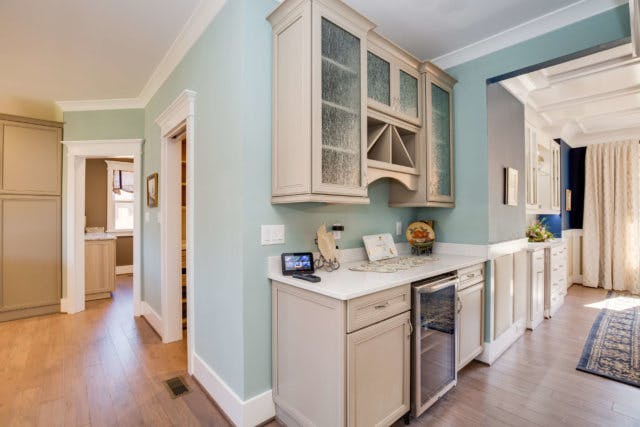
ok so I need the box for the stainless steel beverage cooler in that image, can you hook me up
[412,273,458,417]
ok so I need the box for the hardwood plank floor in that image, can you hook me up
[2,281,638,426]
[0,276,236,427]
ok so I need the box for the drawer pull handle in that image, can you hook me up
[466,273,475,278]
[374,302,389,310]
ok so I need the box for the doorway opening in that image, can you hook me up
[156,90,196,373]
[61,139,143,316]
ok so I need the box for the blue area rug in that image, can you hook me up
[576,291,640,388]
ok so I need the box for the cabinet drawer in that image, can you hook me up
[551,245,565,257]
[347,285,410,333]
[458,264,484,289]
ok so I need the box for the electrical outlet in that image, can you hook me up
[332,223,343,240]
[396,221,402,236]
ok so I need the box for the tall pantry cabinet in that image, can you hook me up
[0,114,62,321]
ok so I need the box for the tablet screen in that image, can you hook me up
[281,253,314,275]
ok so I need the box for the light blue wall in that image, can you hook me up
[64,109,145,140]
[417,4,629,245]
[143,0,248,396]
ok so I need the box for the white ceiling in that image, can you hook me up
[344,0,625,66]
[0,0,199,107]
[501,43,640,146]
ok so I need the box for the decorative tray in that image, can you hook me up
[349,256,439,273]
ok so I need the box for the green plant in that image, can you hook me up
[526,219,554,242]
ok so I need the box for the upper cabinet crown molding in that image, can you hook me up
[419,62,458,88]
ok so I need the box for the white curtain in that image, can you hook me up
[583,140,640,294]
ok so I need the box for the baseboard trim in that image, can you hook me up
[476,319,525,365]
[192,353,275,427]
[116,265,133,275]
[141,301,163,339]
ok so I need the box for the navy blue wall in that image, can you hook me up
[538,140,584,236]
[568,146,586,229]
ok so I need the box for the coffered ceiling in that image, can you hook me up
[501,43,640,146]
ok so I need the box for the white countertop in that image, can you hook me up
[85,232,117,241]
[268,253,486,300]
[526,239,564,251]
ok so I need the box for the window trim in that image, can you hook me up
[105,160,134,235]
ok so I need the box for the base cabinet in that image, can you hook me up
[273,281,410,427]
[456,264,484,370]
[526,249,545,330]
[545,244,567,318]
[347,312,411,427]
[85,239,116,300]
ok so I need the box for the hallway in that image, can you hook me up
[0,276,231,426]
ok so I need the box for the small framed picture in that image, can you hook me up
[566,189,572,211]
[504,167,518,206]
[147,173,158,207]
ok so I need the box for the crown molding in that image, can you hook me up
[431,0,628,70]
[138,0,225,105]
[56,98,145,111]
[56,0,225,112]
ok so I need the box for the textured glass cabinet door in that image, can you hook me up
[399,70,418,118]
[367,51,390,106]
[320,17,361,188]
[429,83,453,200]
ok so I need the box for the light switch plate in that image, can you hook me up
[396,221,402,236]
[145,212,150,223]
[261,225,285,245]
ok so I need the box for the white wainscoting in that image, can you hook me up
[563,229,583,286]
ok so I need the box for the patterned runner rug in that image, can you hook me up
[576,291,640,388]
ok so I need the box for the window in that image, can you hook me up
[105,160,134,235]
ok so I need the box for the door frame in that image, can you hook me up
[61,139,144,315]
[155,90,196,373]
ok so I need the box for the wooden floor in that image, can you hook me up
[1,282,639,426]
[0,275,236,427]
[396,285,640,427]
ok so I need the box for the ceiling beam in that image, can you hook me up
[536,84,640,112]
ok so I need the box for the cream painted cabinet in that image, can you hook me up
[526,249,545,330]
[1,120,62,195]
[268,0,374,204]
[525,123,539,210]
[367,32,421,126]
[85,238,116,300]
[457,264,484,370]
[525,121,560,214]
[0,196,61,321]
[272,281,411,426]
[347,311,411,427]
[388,63,457,207]
[551,143,561,211]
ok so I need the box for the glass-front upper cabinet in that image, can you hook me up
[367,33,421,126]
[268,0,374,203]
[425,65,456,206]
[317,16,364,194]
